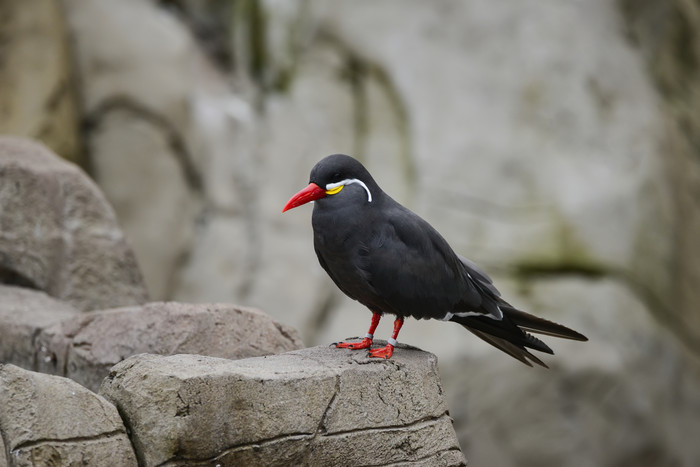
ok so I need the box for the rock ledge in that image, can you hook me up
[100,344,465,466]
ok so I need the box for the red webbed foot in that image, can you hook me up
[368,344,394,359]
[334,337,373,350]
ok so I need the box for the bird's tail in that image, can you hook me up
[500,305,588,341]
[452,305,587,368]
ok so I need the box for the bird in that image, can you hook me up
[282,154,587,367]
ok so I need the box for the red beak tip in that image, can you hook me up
[282,183,326,213]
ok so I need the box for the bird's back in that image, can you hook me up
[313,194,483,320]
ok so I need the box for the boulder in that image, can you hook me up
[0,137,148,311]
[36,302,303,392]
[0,285,81,372]
[100,345,465,466]
[0,364,136,466]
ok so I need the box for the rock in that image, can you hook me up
[0,364,137,466]
[620,0,700,351]
[85,108,201,300]
[0,285,81,372]
[62,0,206,300]
[0,0,80,164]
[0,136,148,311]
[36,302,303,392]
[100,346,465,466]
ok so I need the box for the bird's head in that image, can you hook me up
[283,154,378,212]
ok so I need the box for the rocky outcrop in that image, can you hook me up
[0,346,463,466]
[100,346,465,466]
[0,283,303,392]
[35,302,303,392]
[0,137,148,312]
[0,364,137,466]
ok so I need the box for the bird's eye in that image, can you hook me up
[333,172,341,180]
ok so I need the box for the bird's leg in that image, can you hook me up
[368,317,404,359]
[334,312,381,350]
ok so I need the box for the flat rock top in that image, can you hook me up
[121,341,433,380]
[101,344,465,466]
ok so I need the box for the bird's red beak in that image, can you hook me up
[282,183,327,212]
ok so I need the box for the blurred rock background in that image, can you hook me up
[2,0,700,465]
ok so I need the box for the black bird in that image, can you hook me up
[283,154,587,366]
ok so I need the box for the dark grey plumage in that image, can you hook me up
[294,154,587,366]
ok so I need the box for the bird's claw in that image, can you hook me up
[334,337,373,350]
[368,344,394,359]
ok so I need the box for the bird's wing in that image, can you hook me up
[456,254,501,297]
[354,205,484,320]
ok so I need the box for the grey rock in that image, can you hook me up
[0,364,137,466]
[86,109,200,301]
[37,302,303,392]
[100,345,465,466]
[0,137,148,312]
[62,0,205,300]
[0,285,81,372]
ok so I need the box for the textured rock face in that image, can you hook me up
[0,137,148,312]
[0,285,81,372]
[62,0,204,300]
[619,0,700,355]
[0,364,137,466]
[35,302,303,392]
[100,346,465,466]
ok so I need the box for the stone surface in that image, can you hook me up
[619,0,700,354]
[0,285,81,372]
[0,137,148,311]
[36,302,303,392]
[0,364,137,466]
[86,109,200,300]
[0,0,80,164]
[63,0,206,300]
[100,346,465,466]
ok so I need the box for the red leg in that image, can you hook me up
[334,312,381,350]
[368,317,404,359]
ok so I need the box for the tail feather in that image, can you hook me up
[502,306,588,341]
[452,305,587,368]
[453,314,553,354]
[466,328,548,368]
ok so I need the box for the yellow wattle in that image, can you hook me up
[325,185,344,195]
